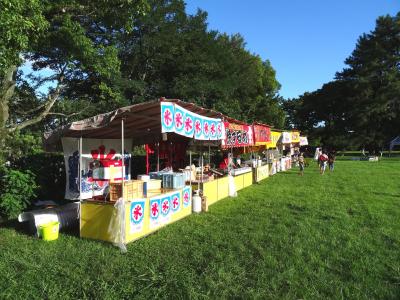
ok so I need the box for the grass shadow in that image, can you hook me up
[372,192,400,198]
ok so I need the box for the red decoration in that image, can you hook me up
[132,205,143,221]
[184,117,193,131]
[151,202,159,217]
[164,109,172,126]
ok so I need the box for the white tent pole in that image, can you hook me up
[189,150,192,186]
[121,118,125,192]
[79,135,82,201]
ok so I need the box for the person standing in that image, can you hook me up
[328,151,335,172]
[319,151,328,175]
[298,153,305,176]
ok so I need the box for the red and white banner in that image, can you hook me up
[221,122,254,148]
[62,137,132,200]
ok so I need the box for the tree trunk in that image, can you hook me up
[0,65,17,162]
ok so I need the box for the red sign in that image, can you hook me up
[253,124,271,145]
[221,122,254,148]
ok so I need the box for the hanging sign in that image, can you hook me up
[221,122,254,148]
[62,137,132,200]
[300,136,308,146]
[149,197,161,229]
[161,102,224,140]
[282,132,292,144]
[130,200,146,233]
[253,124,271,146]
[183,186,191,208]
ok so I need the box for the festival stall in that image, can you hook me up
[45,99,229,248]
[278,131,293,171]
[191,121,254,206]
[266,130,282,175]
[252,123,271,182]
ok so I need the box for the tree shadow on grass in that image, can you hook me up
[372,192,400,198]
[1,217,79,238]
[1,218,31,235]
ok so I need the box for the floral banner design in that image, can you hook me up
[161,102,224,140]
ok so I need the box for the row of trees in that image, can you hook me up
[0,0,285,163]
[284,13,400,152]
[0,0,286,218]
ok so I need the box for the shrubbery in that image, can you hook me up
[0,168,38,219]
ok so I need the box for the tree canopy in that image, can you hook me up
[285,12,400,152]
[0,0,285,164]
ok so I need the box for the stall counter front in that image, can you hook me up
[80,186,192,244]
[253,164,269,183]
[192,171,253,206]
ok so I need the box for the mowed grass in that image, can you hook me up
[1,161,400,299]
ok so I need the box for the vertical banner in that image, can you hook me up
[194,117,204,140]
[62,137,132,200]
[130,200,146,234]
[173,106,185,134]
[149,197,161,229]
[182,186,192,208]
[217,122,225,140]
[170,192,181,213]
[161,102,175,132]
[160,194,171,224]
[209,121,217,140]
[183,110,195,138]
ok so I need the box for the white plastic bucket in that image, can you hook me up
[192,190,202,213]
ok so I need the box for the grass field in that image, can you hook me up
[1,160,400,299]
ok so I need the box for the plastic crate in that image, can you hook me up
[162,173,185,189]
[149,171,172,179]
[109,180,143,201]
[143,179,162,197]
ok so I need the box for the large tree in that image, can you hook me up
[0,0,148,161]
[285,12,400,151]
[1,0,284,160]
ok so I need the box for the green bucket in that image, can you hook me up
[38,221,60,241]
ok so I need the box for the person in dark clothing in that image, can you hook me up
[328,151,336,172]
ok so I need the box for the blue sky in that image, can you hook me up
[185,0,400,99]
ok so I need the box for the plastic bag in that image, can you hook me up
[107,198,127,253]
[228,174,237,197]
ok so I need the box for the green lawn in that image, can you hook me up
[1,161,400,299]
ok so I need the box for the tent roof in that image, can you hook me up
[390,136,400,150]
[44,98,245,150]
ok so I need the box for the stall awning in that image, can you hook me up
[253,122,271,146]
[44,98,244,150]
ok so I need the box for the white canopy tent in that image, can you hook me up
[389,136,400,151]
